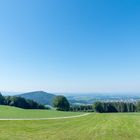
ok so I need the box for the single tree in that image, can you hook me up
[53,96,70,111]
[93,101,104,113]
[136,101,140,112]
[0,93,4,105]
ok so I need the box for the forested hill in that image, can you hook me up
[18,91,56,105]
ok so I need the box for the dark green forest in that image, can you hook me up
[0,93,46,109]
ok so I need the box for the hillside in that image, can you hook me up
[18,91,56,105]
[0,105,82,118]
[0,109,140,139]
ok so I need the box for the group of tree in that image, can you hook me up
[0,93,70,111]
[0,93,47,109]
[69,105,93,112]
[93,101,140,113]
[53,96,140,113]
[1,92,140,113]
[53,96,94,112]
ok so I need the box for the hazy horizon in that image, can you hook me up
[1,0,140,93]
[1,91,140,96]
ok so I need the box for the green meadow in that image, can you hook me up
[0,106,82,118]
[0,106,140,140]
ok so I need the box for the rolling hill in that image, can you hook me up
[0,106,140,140]
[17,91,56,105]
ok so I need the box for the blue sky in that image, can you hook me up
[0,0,140,93]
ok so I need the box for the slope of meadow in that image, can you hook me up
[0,106,140,140]
[0,105,83,118]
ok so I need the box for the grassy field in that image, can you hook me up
[0,106,140,140]
[0,105,83,118]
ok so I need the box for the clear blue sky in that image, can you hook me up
[0,0,140,93]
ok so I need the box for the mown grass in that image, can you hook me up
[0,105,83,118]
[0,106,140,140]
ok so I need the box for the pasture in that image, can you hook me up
[0,106,140,140]
[0,106,83,118]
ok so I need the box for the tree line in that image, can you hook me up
[69,101,140,113]
[69,105,93,112]
[0,93,47,109]
[53,95,140,113]
[93,101,140,113]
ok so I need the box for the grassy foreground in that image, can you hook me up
[0,106,140,140]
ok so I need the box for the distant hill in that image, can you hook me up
[17,91,56,105]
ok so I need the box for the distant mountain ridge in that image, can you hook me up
[17,91,56,105]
